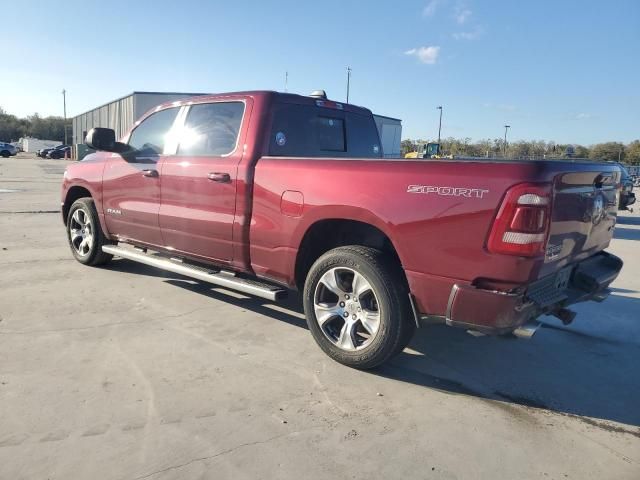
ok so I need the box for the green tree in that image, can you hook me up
[624,140,640,165]
[400,139,417,155]
[0,107,28,142]
[574,145,590,158]
[589,142,625,162]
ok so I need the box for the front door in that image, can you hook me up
[159,100,247,262]
[102,106,180,247]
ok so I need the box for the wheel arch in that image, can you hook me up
[293,216,405,291]
[62,185,110,238]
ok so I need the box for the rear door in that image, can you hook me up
[102,106,180,247]
[158,100,248,262]
[541,167,620,275]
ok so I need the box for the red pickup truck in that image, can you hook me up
[61,90,623,368]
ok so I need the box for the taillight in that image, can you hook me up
[487,183,552,257]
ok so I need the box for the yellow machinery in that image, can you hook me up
[405,142,441,159]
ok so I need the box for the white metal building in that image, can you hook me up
[21,138,62,153]
[71,91,208,146]
[372,114,402,158]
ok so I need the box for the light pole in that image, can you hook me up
[346,66,352,103]
[62,89,67,145]
[436,106,443,144]
[284,71,288,92]
[503,125,510,156]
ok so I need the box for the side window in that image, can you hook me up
[177,102,245,156]
[128,107,179,155]
[269,104,381,158]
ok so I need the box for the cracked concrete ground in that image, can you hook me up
[1,154,639,479]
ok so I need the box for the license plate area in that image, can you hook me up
[526,266,573,308]
[555,266,572,290]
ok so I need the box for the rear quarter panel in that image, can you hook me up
[250,157,554,313]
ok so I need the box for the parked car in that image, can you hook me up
[617,163,636,211]
[48,145,71,159]
[0,142,18,157]
[61,90,624,369]
[38,147,55,158]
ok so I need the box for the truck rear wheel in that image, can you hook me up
[66,198,113,266]
[303,246,415,369]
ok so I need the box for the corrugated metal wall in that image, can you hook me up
[134,93,203,120]
[72,95,134,145]
[72,92,204,147]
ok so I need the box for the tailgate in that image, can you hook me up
[541,168,619,275]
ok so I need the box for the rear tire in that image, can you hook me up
[66,197,113,266]
[1,150,9,158]
[303,246,415,369]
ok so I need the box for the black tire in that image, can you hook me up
[1,150,9,158]
[303,246,415,369]
[66,197,113,266]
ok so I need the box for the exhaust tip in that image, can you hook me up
[513,321,541,339]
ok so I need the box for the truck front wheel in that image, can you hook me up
[66,198,113,266]
[303,246,415,369]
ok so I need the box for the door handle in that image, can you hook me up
[208,172,231,183]
[142,169,159,178]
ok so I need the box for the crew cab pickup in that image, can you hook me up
[61,90,623,368]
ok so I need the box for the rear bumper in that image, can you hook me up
[444,251,623,334]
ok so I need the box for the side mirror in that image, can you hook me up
[85,128,116,151]
[85,128,131,153]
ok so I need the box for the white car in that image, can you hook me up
[0,142,18,157]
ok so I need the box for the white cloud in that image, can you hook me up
[405,46,441,64]
[455,7,472,24]
[452,26,484,40]
[423,0,441,17]
[575,113,594,119]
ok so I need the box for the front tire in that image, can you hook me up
[1,150,9,158]
[303,246,415,369]
[66,197,113,266]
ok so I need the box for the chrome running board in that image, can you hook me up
[102,245,287,301]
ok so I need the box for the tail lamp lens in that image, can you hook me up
[487,184,552,257]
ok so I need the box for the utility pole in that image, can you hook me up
[436,106,443,144]
[346,66,352,103]
[62,89,67,145]
[503,125,510,156]
[284,71,288,92]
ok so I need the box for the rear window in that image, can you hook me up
[269,103,381,158]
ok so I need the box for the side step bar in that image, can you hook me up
[102,245,287,301]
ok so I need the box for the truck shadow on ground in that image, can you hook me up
[105,259,640,429]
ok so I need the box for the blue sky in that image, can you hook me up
[2,0,639,144]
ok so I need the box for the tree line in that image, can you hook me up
[2,105,639,164]
[402,137,640,164]
[0,107,70,143]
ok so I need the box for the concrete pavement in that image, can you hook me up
[1,154,638,479]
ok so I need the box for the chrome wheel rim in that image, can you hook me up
[69,208,93,257]
[313,267,381,351]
